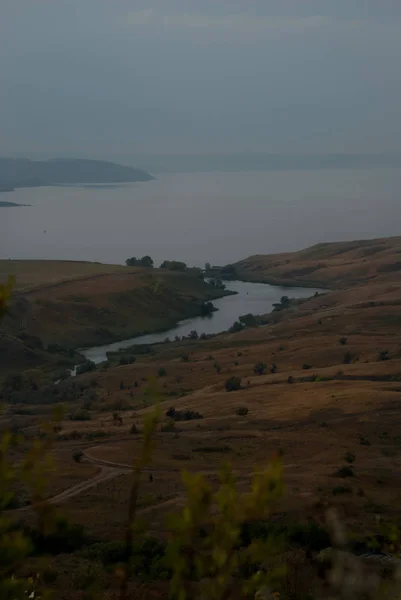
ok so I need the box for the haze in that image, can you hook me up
[1,1,401,160]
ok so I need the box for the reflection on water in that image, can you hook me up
[82,280,325,363]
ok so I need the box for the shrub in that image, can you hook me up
[270,363,278,374]
[26,517,87,555]
[213,362,221,373]
[158,367,167,377]
[343,351,356,364]
[236,406,249,416]
[165,407,203,421]
[253,362,267,375]
[225,376,242,392]
[378,350,389,361]
[332,486,352,496]
[69,409,91,421]
[287,376,293,384]
[302,364,312,370]
[359,435,371,446]
[76,360,96,376]
[180,353,189,362]
[344,451,356,464]
[334,466,354,478]
[161,420,177,432]
[339,337,347,345]
[193,446,231,453]
[130,423,138,434]
[72,450,84,463]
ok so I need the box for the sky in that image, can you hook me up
[1,1,401,158]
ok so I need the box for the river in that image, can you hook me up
[81,280,325,364]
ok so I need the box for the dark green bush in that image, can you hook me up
[72,449,84,462]
[334,466,354,478]
[332,486,352,496]
[236,407,249,416]
[165,407,203,421]
[225,376,242,392]
[253,362,267,375]
[158,367,167,377]
[76,360,96,375]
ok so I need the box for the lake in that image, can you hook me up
[81,279,324,364]
[1,168,401,267]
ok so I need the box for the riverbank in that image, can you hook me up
[81,280,324,364]
[0,261,232,359]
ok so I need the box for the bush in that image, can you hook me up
[213,362,221,373]
[339,337,347,345]
[253,362,267,375]
[359,435,371,446]
[344,451,356,464]
[236,407,249,416]
[76,360,96,375]
[302,364,312,370]
[25,517,87,555]
[332,486,352,496]
[343,351,356,364]
[158,367,167,377]
[73,450,84,463]
[130,423,138,434]
[378,350,389,361]
[165,407,203,421]
[69,409,91,421]
[225,376,242,392]
[334,466,354,478]
[270,363,277,374]
[161,420,177,432]
[180,353,189,362]
[193,446,231,453]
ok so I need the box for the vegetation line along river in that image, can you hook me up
[80,280,325,365]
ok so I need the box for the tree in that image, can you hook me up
[160,260,187,271]
[205,262,211,271]
[76,359,96,375]
[125,256,138,266]
[139,255,154,268]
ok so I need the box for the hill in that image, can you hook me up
[0,260,229,350]
[231,236,401,288]
[0,157,153,191]
[4,238,401,597]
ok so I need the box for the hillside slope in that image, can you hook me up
[232,236,401,288]
[0,261,228,348]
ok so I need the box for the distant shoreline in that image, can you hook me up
[0,201,32,207]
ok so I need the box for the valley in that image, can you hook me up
[2,236,401,597]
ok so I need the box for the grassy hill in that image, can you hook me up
[232,236,401,288]
[0,261,229,349]
[5,238,401,597]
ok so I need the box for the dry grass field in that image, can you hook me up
[0,260,228,347]
[5,237,401,598]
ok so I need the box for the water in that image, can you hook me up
[1,168,401,267]
[81,280,324,363]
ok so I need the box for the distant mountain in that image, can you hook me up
[0,158,154,191]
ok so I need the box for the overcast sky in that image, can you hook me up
[1,1,401,157]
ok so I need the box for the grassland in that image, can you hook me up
[4,238,401,598]
[0,260,229,350]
